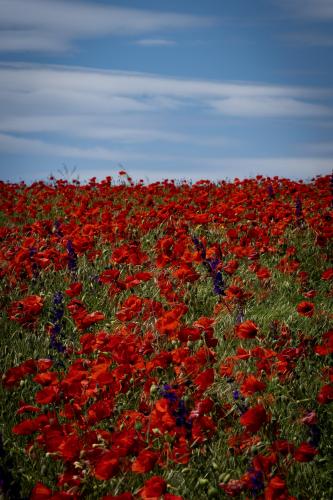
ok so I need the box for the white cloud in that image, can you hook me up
[0,115,190,143]
[0,63,331,150]
[134,39,177,46]
[0,30,70,52]
[0,132,150,161]
[0,133,234,160]
[210,97,331,117]
[0,62,330,108]
[0,0,214,53]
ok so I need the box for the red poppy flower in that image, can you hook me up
[8,295,43,328]
[194,368,215,393]
[223,259,239,275]
[321,268,333,281]
[16,404,41,415]
[264,475,289,500]
[116,295,144,322]
[236,320,258,339]
[30,482,52,500]
[2,359,37,388]
[125,271,152,288]
[94,452,119,480]
[156,305,188,335]
[111,243,148,265]
[317,383,333,404]
[12,414,49,435]
[225,285,244,300]
[35,386,59,405]
[296,301,314,317]
[99,269,121,284]
[271,439,294,456]
[239,404,268,433]
[132,449,159,473]
[87,398,113,425]
[33,371,58,386]
[58,433,81,462]
[219,479,245,496]
[64,282,83,297]
[219,361,234,378]
[294,442,318,462]
[240,375,266,396]
[36,358,53,372]
[191,415,216,443]
[256,267,271,280]
[172,263,199,283]
[139,476,166,499]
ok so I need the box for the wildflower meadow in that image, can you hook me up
[0,172,332,500]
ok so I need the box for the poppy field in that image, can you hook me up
[0,172,332,500]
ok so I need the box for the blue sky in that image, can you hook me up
[0,0,332,183]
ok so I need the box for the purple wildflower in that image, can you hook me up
[247,468,264,494]
[192,237,227,296]
[192,236,206,259]
[207,258,220,273]
[295,196,303,223]
[267,184,274,198]
[308,425,321,447]
[50,291,65,353]
[235,305,244,325]
[213,270,226,296]
[233,390,240,400]
[160,384,178,403]
[175,399,192,431]
[54,220,63,237]
[66,239,78,272]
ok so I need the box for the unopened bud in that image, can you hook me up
[150,384,158,395]
[198,478,209,486]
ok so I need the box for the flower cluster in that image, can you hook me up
[0,173,332,499]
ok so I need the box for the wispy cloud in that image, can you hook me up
[0,133,331,182]
[0,30,70,52]
[298,141,333,154]
[0,0,215,53]
[0,132,149,161]
[0,132,236,164]
[0,62,330,113]
[210,97,331,117]
[0,63,331,150]
[134,39,177,47]
[281,32,333,47]
[276,0,333,21]
[0,116,190,144]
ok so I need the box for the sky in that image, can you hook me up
[0,0,332,184]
